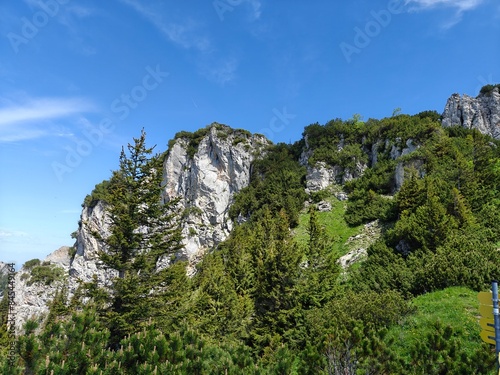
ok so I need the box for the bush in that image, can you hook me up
[229,143,307,227]
[23,258,41,270]
[83,179,110,208]
[27,263,64,286]
[309,189,331,203]
[479,84,500,96]
[345,189,396,226]
[174,127,211,158]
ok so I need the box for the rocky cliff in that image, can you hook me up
[9,123,269,332]
[8,86,500,334]
[162,124,269,270]
[10,248,71,332]
[302,136,422,195]
[441,85,500,138]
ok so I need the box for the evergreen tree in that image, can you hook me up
[0,294,8,358]
[250,209,304,351]
[87,129,183,347]
[299,206,339,309]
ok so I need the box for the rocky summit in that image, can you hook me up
[5,87,500,335]
[441,85,500,138]
[9,123,269,332]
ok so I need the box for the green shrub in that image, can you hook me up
[83,179,110,208]
[182,206,203,219]
[23,258,41,270]
[229,143,307,227]
[479,83,500,96]
[27,263,64,286]
[309,189,331,203]
[69,246,77,260]
[345,189,396,226]
[174,127,211,158]
[232,137,246,146]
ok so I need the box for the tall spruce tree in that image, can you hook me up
[89,129,183,347]
[300,206,339,309]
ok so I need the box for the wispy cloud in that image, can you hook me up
[118,0,211,52]
[0,97,94,126]
[406,0,483,12]
[0,97,94,142]
[405,0,484,28]
[0,228,28,238]
[118,0,241,85]
[199,58,238,86]
[247,0,262,21]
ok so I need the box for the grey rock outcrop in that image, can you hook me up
[338,220,382,269]
[0,262,12,298]
[163,124,268,271]
[9,124,269,332]
[390,138,423,191]
[303,136,421,194]
[317,200,332,212]
[442,87,500,138]
[70,201,116,289]
[10,248,70,333]
[301,136,367,194]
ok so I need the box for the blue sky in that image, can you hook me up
[0,0,499,267]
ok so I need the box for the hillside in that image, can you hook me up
[1,86,500,374]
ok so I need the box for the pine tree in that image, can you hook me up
[251,208,304,351]
[299,206,339,309]
[88,129,184,347]
[0,294,9,358]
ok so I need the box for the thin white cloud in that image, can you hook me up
[0,97,94,127]
[199,58,238,86]
[405,0,484,28]
[0,229,28,238]
[406,0,483,12]
[118,0,211,52]
[247,0,262,21]
[0,129,47,143]
[0,97,94,143]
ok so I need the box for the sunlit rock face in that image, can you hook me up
[442,87,500,139]
[162,124,269,271]
[9,123,269,332]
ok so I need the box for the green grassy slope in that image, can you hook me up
[386,286,496,373]
[294,195,363,257]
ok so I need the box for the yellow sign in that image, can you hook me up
[478,291,493,306]
[480,317,495,332]
[480,304,495,319]
[480,330,496,345]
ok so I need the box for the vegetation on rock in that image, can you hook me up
[4,112,500,373]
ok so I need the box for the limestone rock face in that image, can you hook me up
[0,262,12,299]
[9,123,269,333]
[70,201,117,289]
[301,135,367,194]
[303,136,420,194]
[442,88,500,138]
[11,248,70,333]
[163,125,269,269]
[338,220,382,269]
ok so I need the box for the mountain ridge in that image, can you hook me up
[4,86,500,334]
